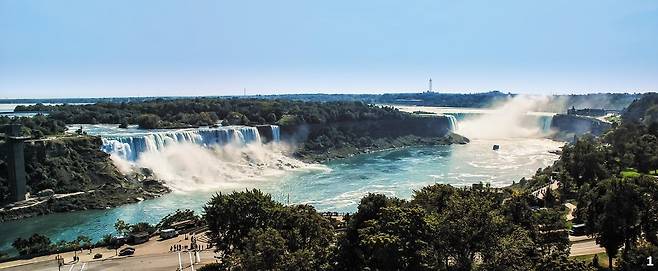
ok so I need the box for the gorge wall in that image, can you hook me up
[281,115,455,141]
[550,114,612,141]
[281,115,466,162]
[0,136,168,222]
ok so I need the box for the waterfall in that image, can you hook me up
[538,116,554,133]
[271,125,281,142]
[445,114,458,132]
[101,126,263,161]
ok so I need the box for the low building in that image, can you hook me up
[160,228,178,239]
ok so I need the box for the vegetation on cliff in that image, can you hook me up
[293,117,466,162]
[516,93,658,269]
[0,115,67,139]
[1,102,463,222]
[10,98,467,163]
[201,187,590,271]
[0,136,169,220]
[14,98,409,129]
[622,92,658,127]
[298,133,468,162]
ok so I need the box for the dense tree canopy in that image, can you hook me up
[514,94,658,270]
[203,185,586,271]
[1,115,66,138]
[204,189,335,270]
[14,98,409,129]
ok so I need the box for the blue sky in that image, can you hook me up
[1,0,657,98]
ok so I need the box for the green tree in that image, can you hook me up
[502,192,537,229]
[114,219,131,235]
[578,177,643,269]
[334,193,405,270]
[535,254,595,271]
[118,118,129,128]
[544,188,557,208]
[76,235,92,249]
[12,234,53,256]
[275,204,334,253]
[136,114,161,129]
[435,188,506,271]
[225,112,250,125]
[232,228,287,271]
[479,228,536,271]
[204,189,281,253]
[357,206,435,270]
[635,134,658,173]
[561,135,610,188]
[197,263,223,271]
[532,208,571,257]
[204,189,334,270]
[158,209,200,229]
[410,184,456,214]
[618,241,658,271]
[130,222,156,234]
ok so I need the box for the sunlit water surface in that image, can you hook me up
[0,137,561,252]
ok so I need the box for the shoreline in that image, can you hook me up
[296,133,470,163]
[1,130,466,223]
[1,135,566,259]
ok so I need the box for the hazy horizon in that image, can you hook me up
[2,0,657,98]
[0,90,654,101]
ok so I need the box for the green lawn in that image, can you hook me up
[621,169,641,178]
[572,252,611,269]
[621,168,658,178]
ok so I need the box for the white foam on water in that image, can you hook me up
[130,142,326,192]
[89,124,325,193]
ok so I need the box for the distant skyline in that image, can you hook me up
[1,0,657,98]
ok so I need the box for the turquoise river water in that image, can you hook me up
[0,137,562,253]
[0,104,564,254]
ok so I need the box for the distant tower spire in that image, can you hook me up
[429,78,433,92]
[243,88,246,96]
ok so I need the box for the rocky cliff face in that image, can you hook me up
[0,136,169,222]
[282,116,454,141]
[550,114,612,141]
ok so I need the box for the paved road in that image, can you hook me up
[1,251,217,271]
[570,239,605,256]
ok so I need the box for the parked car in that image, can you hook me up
[570,223,586,236]
[119,247,135,256]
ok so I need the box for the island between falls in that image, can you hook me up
[1,113,466,222]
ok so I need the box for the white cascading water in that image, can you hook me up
[101,126,279,161]
[445,115,458,132]
[456,96,557,139]
[270,125,281,142]
[98,125,315,192]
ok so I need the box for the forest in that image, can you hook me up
[199,93,658,270]
[12,99,408,129]
[3,92,641,111]
[3,94,658,270]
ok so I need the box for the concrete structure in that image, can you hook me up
[6,124,29,202]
